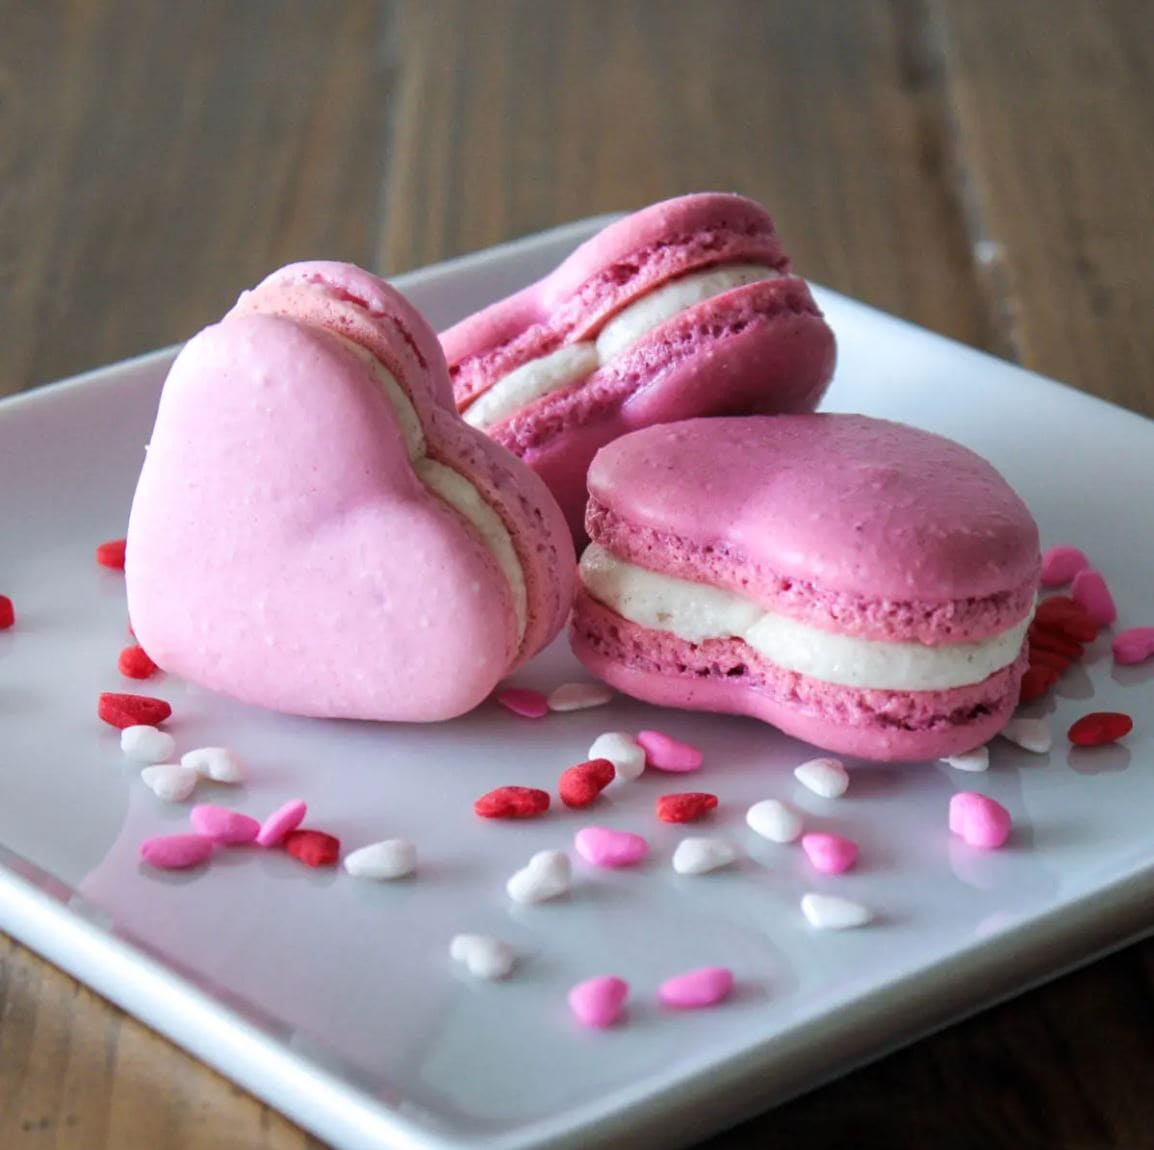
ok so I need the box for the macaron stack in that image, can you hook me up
[126,193,1039,761]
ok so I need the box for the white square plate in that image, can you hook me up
[2,218,1153,1150]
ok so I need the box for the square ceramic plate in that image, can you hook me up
[1,218,1153,1150]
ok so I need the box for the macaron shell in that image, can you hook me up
[127,316,519,721]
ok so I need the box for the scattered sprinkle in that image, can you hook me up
[800,832,859,874]
[180,746,244,783]
[120,724,176,765]
[568,975,629,1029]
[1039,546,1090,587]
[189,804,260,845]
[656,792,718,823]
[636,730,703,772]
[793,757,849,798]
[256,799,308,847]
[140,764,198,802]
[1034,596,1099,642]
[940,746,990,773]
[474,785,551,819]
[657,966,734,1009]
[1019,665,1059,703]
[574,826,649,868]
[450,934,515,980]
[140,833,213,870]
[589,732,646,782]
[1114,627,1154,666]
[506,849,571,903]
[118,645,159,680]
[547,682,613,712]
[948,792,1012,849]
[98,692,171,729]
[1070,569,1117,627]
[344,839,418,880]
[1068,711,1133,747]
[0,595,14,630]
[284,829,341,867]
[745,798,803,843]
[495,687,549,718]
[95,538,127,570]
[558,759,616,808]
[672,837,738,875]
[801,893,873,930]
[999,716,1053,754]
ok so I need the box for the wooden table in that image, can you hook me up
[2,2,1151,1147]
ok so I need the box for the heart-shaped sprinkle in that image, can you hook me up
[672,837,738,875]
[948,792,1012,849]
[1019,665,1059,703]
[793,757,849,798]
[940,746,990,772]
[999,717,1052,754]
[96,538,128,570]
[801,832,859,874]
[558,759,616,808]
[118,645,159,680]
[547,682,613,712]
[656,792,718,823]
[495,687,549,718]
[658,966,734,1009]
[0,595,13,630]
[1034,596,1099,642]
[1068,711,1133,747]
[140,833,214,870]
[256,799,308,847]
[189,804,261,845]
[801,892,873,930]
[506,850,571,903]
[180,746,244,783]
[636,729,703,772]
[1070,568,1117,626]
[99,692,172,730]
[450,934,516,980]
[474,785,551,819]
[1113,627,1154,666]
[574,826,649,868]
[121,724,176,765]
[745,799,803,843]
[589,732,646,782]
[568,975,629,1028]
[283,829,341,867]
[1039,545,1090,587]
[140,764,198,802]
[344,839,417,880]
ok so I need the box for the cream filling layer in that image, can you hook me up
[338,336,528,645]
[462,263,781,430]
[579,545,1031,692]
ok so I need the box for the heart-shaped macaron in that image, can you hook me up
[126,262,575,721]
[442,194,836,539]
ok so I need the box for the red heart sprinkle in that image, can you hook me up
[0,595,13,630]
[1028,624,1085,661]
[283,829,341,867]
[1018,665,1059,703]
[474,786,551,819]
[118,645,159,680]
[1034,597,1099,643]
[656,792,719,823]
[98,692,172,729]
[558,758,616,808]
[1068,712,1133,747]
[1027,647,1073,673]
[96,538,128,570]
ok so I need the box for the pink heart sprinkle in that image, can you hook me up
[1113,627,1154,666]
[256,799,308,848]
[1070,568,1117,626]
[574,826,649,868]
[495,687,549,719]
[568,975,629,1029]
[658,966,734,1010]
[1039,545,1090,587]
[800,832,859,875]
[636,730,703,772]
[139,834,214,870]
[949,792,1012,850]
[190,804,261,845]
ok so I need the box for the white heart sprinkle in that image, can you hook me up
[140,764,199,803]
[800,892,873,930]
[672,837,738,875]
[548,682,614,712]
[506,849,571,904]
[999,717,1052,754]
[449,934,516,980]
[940,745,990,772]
[588,732,646,783]
[180,746,244,783]
[343,839,417,880]
[794,758,849,798]
[745,798,804,843]
[120,725,176,765]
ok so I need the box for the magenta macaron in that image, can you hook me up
[570,415,1041,762]
[441,193,837,540]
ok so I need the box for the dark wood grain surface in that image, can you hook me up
[1,2,1152,1147]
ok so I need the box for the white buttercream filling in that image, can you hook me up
[338,337,528,644]
[579,545,1030,691]
[462,263,780,429]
